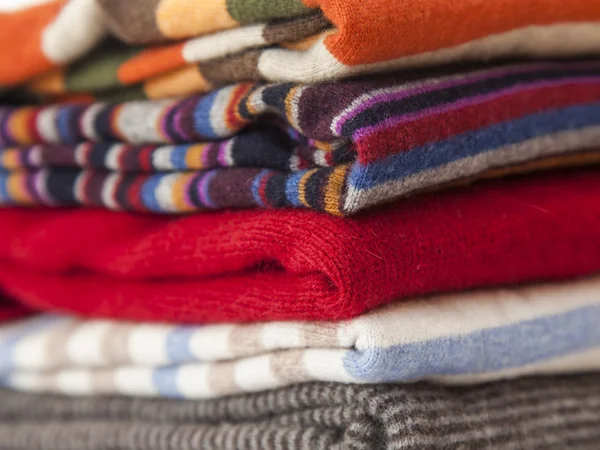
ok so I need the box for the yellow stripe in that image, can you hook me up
[184,143,209,169]
[323,164,349,216]
[28,69,66,94]
[1,148,21,170]
[298,168,318,208]
[8,108,35,145]
[6,172,33,204]
[144,65,212,99]
[171,173,196,212]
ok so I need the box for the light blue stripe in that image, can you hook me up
[0,171,10,204]
[165,327,196,364]
[348,101,600,190]
[152,366,183,398]
[57,106,78,144]
[0,316,64,374]
[170,145,191,170]
[193,91,219,139]
[285,172,305,207]
[343,305,600,382]
[140,174,164,212]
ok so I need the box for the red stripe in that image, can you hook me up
[225,84,253,131]
[138,146,155,172]
[126,176,147,211]
[358,82,600,164]
[258,172,273,207]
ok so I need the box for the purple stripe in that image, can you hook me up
[332,61,600,136]
[197,171,217,208]
[172,98,197,142]
[352,76,600,142]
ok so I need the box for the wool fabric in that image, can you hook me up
[0,0,106,87]
[3,60,600,215]
[0,375,599,449]
[94,0,600,84]
[27,14,330,101]
[2,277,600,398]
[5,1,600,89]
[1,169,600,323]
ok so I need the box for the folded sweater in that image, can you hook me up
[2,277,600,398]
[0,375,599,449]
[4,0,600,89]
[1,169,600,323]
[97,0,600,84]
[3,60,600,214]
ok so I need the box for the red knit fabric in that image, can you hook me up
[0,169,600,323]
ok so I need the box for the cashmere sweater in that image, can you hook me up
[3,60,600,215]
[2,277,600,398]
[0,375,599,449]
[1,169,600,323]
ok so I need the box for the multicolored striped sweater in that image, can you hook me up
[3,0,600,95]
[2,60,600,215]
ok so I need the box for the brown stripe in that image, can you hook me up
[269,350,312,384]
[262,13,331,44]
[300,323,340,348]
[99,323,135,365]
[228,324,265,358]
[97,0,164,44]
[199,50,262,87]
[43,320,82,367]
[207,362,239,396]
[89,370,118,394]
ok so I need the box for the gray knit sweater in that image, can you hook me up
[0,374,599,450]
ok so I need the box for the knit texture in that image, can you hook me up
[0,375,599,449]
[2,277,600,398]
[3,60,600,215]
[0,0,106,87]
[1,169,600,323]
[95,0,600,84]
[5,1,600,89]
[27,14,330,101]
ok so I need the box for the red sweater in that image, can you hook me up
[1,169,600,323]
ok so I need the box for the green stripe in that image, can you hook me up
[66,45,142,93]
[226,0,311,24]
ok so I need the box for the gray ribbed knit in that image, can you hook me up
[1,375,599,450]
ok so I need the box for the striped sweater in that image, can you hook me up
[1,277,600,398]
[0,375,599,449]
[2,60,600,215]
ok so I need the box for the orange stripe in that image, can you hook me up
[0,1,66,85]
[118,43,186,85]
[298,168,318,208]
[8,108,36,145]
[28,68,67,94]
[323,164,349,216]
[315,0,600,65]
[171,173,196,212]
[225,83,253,131]
[184,144,209,170]
[1,148,21,170]
[7,172,33,204]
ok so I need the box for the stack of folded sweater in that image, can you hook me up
[1,1,600,449]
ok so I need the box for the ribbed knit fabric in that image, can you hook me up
[1,169,600,323]
[0,375,599,449]
[3,60,600,214]
[2,277,600,398]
